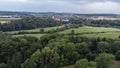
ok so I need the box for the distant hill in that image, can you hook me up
[0,11,119,18]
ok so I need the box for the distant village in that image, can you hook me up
[0,12,119,24]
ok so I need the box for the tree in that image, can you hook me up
[71,30,75,35]
[97,41,109,53]
[40,29,45,33]
[63,43,80,64]
[0,63,7,68]
[110,41,120,54]
[88,61,96,68]
[40,47,60,68]
[21,49,41,68]
[9,52,22,68]
[95,53,115,68]
[115,50,120,60]
[76,42,89,57]
[74,59,89,68]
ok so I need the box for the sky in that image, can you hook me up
[0,0,120,14]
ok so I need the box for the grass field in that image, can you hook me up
[0,18,21,24]
[59,26,120,34]
[6,26,64,34]
[62,65,74,68]
[80,33,120,39]
[13,34,44,38]
[7,26,120,39]
[0,18,21,21]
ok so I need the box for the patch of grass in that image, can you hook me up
[6,26,64,34]
[0,18,20,21]
[7,26,120,39]
[62,65,74,68]
[80,33,120,39]
[12,34,44,38]
[111,61,120,68]
[59,26,120,34]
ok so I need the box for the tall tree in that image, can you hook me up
[9,52,22,68]
[97,41,109,53]
[95,53,115,68]
[40,47,60,68]
[21,49,41,68]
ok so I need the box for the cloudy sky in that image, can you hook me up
[0,0,120,14]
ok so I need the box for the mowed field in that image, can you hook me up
[13,34,44,38]
[80,33,120,39]
[59,26,120,33]
[7,26,120,39]
[7,26,64,34]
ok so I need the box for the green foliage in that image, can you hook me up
[88,61,96,68]
[21,49,41,68]
[74,59,89,68]
[0,17,61,31]
[76,42,89,57]
[0,63,7,68]
[1,28,120,68]
[95,53,115,68]
[97,41,109,53]
[71,30,75,35]
[39,29,45,33]
[8,52,22,68]
[40,47,60,68]
[115,50,120,60]
[111,41,120,54]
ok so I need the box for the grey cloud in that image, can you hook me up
[0,0,119,13]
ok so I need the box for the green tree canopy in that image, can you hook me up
[74,59,89,68]
[95,53,115,68]
[97,41,109,53]
[21,49,41,68]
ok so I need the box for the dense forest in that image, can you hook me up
[0,31,120,68]
[0,17,61,31]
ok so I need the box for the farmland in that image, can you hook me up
[12,34,44,38]
[6,26,64,34]
[0,14,120,68]
[0,17,21,24]
[0,18,21,21]
[89,17,120,20]
[6,26,120,39]
[59,26,120,33]
[80,33,120,39]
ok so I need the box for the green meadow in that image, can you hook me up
[6,26,120,39]
[80,33,120,39]
[6,26,64,34]
[13,34,44,38]
[59,26,120,33]
[0,18,21,21]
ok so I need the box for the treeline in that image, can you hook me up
[0,17,61,32]
[0,32,120,68]
[70,18,120,28]
[90,20,120,28]
[1,17,120,32]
